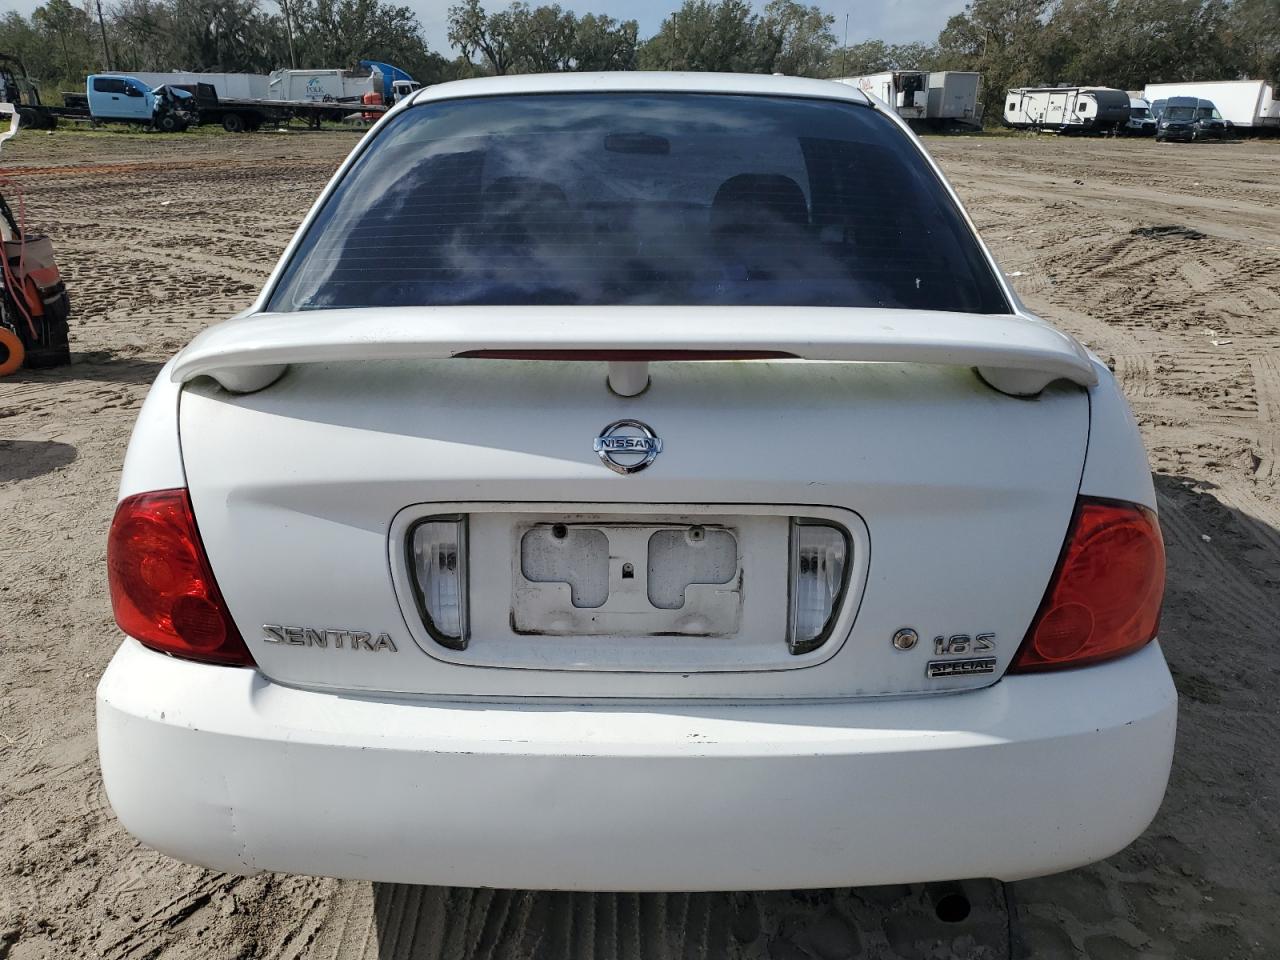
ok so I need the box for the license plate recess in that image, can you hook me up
[514,522,742,637]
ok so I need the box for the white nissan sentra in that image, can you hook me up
[97,72,1175,891]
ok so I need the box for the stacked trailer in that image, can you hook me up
[1004,87,1130,133]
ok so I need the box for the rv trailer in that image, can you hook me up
[1004,86,1131,132]
[1143,80,1278,129]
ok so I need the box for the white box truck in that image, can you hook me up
[1004,87,1131,132]
[1142,80,1278,129]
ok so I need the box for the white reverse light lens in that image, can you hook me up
[409,517,468,648]
[788,520,849,654]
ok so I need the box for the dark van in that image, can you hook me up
[1154,96,1229,142]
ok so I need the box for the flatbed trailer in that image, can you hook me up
[52,86,388,131]
[190,91,387,132]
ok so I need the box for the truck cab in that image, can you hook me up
[390,79,421,104]
[88,75,154,123]
[87,75,190,131]
[1125,97,1156,135]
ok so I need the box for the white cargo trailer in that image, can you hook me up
[833,71,929,120]
[927,71,983,127]
[1004,86,1131,132]
[104,71,268,100]
[1142,80,1278,129]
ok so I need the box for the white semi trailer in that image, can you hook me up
[1142,80,1279,129]
[1004,86,1131,132]
[833,71,929,120]
[102,71,268,100]
[832,71,982,128]
[927,72,983,127]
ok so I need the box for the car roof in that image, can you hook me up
[410,71,872,108]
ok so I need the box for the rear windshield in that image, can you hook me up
[268,93,1009,314]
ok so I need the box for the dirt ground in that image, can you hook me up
[0,126,1277,960]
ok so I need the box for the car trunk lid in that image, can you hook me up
[177,312,1092,700]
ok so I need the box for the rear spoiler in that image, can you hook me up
[171,306,1099,397]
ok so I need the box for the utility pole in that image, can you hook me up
[280,0,299,69]
[94,0,112,71]
[839,12,848,78]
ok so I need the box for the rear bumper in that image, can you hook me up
[97,639,1176,891]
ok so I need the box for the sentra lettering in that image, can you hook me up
[262,625,398,652]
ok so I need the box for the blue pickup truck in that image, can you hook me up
[81,75,193,131]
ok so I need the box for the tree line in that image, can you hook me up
[0,0,463,95]
[2,0,1276,119]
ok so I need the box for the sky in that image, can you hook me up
[6,0,972,62]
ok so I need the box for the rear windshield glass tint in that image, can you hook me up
[268,93,1009,313]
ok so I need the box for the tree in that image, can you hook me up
[933,0,1055,121]
[758,0,836,77]
[507,2,576,71]
[292,0,430,73]
[449,1,637,75]
[1225,0,1280,81]
[638,0,767,72]
[448,0,517,74]
[571,12,637,70]
[32,0,95,80]
[831,39,937,76]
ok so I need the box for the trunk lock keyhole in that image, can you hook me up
[622,562,635,579]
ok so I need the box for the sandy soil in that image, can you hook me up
[0,127,1277,960]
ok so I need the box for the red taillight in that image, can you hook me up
[107,488,254,667]
[1010,497,1165,673]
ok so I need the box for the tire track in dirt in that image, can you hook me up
[1248,351,1280,484]
[303,884,1012,960]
